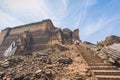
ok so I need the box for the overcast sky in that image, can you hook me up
[0,0,120,43]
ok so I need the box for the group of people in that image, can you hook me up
[73,39,80,45]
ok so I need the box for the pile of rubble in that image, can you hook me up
[0,44,92,80]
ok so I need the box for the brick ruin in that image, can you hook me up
[0,19,80,55]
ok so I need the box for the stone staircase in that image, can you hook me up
[90,66,118,70]
[77,45,120,80]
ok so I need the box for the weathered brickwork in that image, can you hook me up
[0,19,80,55]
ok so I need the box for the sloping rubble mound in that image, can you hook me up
[0,53,70,80]
[0,45,90,80]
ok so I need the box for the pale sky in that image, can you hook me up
[0,0,120,43]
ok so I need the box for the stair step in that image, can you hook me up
[93,70,120,76]
[90,66,118,70]
[93,70,120,72]
[96,75,120,80]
